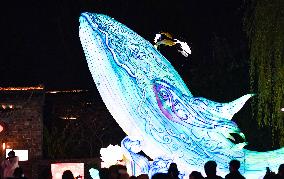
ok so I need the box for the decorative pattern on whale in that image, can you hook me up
[79,12,284,178]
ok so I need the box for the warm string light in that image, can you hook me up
[59,117,77,120]
[0,86,44,91]
[1,104,20,110]
[46,89,87,94]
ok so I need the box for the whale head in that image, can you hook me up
[79,12,192,95]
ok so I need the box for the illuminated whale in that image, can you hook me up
[79,12,284,178]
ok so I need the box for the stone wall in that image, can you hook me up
[0,87,121,178]
[0,87,45,161]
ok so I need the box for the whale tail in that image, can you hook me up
[244,147,284,175]
[186,94,254,137]
[188,94,254,121]
[206,94,254,120]
[220,94,255,120]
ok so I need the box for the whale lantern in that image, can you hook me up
[79,12,284,178]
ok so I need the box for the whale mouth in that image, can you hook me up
[79,12,105,44]
[79,12,114,67]
[79,12,116,39]
[79,12,100,31]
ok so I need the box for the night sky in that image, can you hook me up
[0,0,245,93]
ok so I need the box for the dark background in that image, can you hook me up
[0,0,247,95]
[2,0,272,151]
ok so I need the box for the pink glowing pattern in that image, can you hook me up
[51,163,84,179]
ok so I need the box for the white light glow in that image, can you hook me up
[6,149,28,161]
[100,145,124,168]
[51,163,84,179]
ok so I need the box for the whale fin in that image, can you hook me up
[230,142,248,151]
[244,147,284,175]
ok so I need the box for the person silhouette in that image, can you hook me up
[189,171,204,179]
[13,167,28,179]
[1,150,19,179]
[62,170,74,179]
[168,163,179,179]
[272,164,284,179]
[225,160,245,179]
[204,161,223,179]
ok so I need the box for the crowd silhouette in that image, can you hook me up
[1,152,283,179]
[95,161,284,179]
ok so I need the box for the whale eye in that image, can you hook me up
[159,89,169,100]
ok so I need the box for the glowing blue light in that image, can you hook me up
[89,168,100,179]
[79,12,284,178]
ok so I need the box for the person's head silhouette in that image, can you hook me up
[8,150,15,158]
[278,164,284,176]
[62,170,74,179]
[204,161,217,177]
[229,160,241,172]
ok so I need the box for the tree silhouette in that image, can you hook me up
[245,0,284,147]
